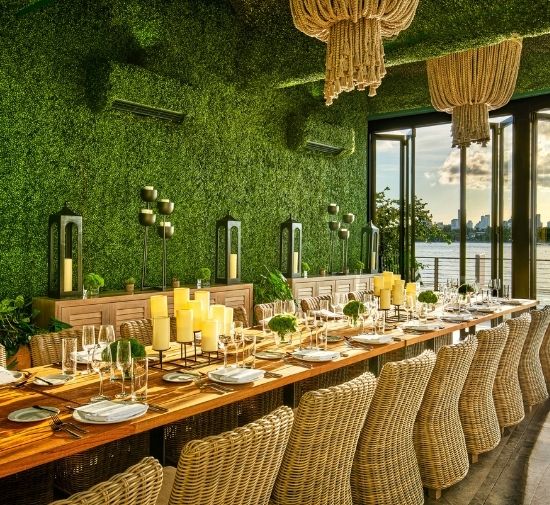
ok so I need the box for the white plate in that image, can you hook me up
[8,406,60,422]
[34,374,73,386]
[208,368,264,384]
[72,405,148,424]
[351,335,394,345]
[254,351,285,360]
[291,350,340,362]
[162,372,197,383]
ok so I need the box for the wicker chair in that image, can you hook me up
[300,295,332,313]
[120,318,177,346]
[540,307,550,389]
[0,343,6,367]
[157,406,294,505]
[29,329,82,367]
[519,307,550,409]
[49,457,162,505]
[254,302,277,324]
[458,323,508,463]
[414,338,478,500]
[493,312,531,430]
[271,372,377,505]
[351,350,437,505]
[233,305,249,327]
[347,290,370,302]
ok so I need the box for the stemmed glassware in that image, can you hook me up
[233,321,244,366]
[98,325,115,349]
[91,343,112,402]
[115,340,132,399]
[81,325,95,375]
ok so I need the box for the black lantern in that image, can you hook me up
[215,213,241,284]
[48,202,82,298]
[361,220,380,273]
[279,215,302,278]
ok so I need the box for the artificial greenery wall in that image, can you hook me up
[0,0,367,299]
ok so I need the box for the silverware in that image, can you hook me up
[35,376,55,386]
[50,412,88,434]
[198,383,227,394]
[283,357,313,369]
[13,372,37,388]
[49,418,82,439]
[263,371,283,379]
[144,403,169,413]
[32,404,58,414]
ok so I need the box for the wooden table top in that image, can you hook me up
[0,299,536,479]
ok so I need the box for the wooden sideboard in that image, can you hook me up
[287,274,375,300]
[33,283,253,335]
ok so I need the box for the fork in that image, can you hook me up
[50,413,88,434]
[49,418,82,439]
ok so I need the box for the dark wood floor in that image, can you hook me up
[426,399,550,505]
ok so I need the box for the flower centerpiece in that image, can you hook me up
[301,261,310,278]
[196,267,211,288]
[84,273,104,297]
[268,314,298,344]
[123,277,136,294]
[458,283,475,295]
[417,290,438,305]
[343,300,365,326]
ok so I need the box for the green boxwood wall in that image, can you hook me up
[0,0,367,298]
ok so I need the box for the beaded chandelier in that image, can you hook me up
[290,0,420,105]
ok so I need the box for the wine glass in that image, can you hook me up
[98,325,115,349]
[115,340,132,399]
[91,343,111,402]
[81,325,95,375]
[233,321,244,367]
[286,299,296,315]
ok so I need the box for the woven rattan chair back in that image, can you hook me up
[458,323,508,462]
[254,302,277,325]
[300,295,332,313]
[414,338,478,498]
[166,406,293,505]
[0,343,6,368]
[120,318,177,346]
[233,306,249,327]
[519,307,550,408]
[347,290,370,302]
[48,456,163,505]
[538,305,550,390]
[271,372,377,505]
[493,312,531,429]
[30,329,82,367]
[351,350,437,505]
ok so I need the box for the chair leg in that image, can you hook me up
[428,488,442,500]
[469,453,478,464]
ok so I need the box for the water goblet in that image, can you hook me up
[81,325,95,375]
[115,340,132,399]
[98,324,115,349]
[91,344,111,402]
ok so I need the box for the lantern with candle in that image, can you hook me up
[215,213,241,285]
[361,220,380,274]
[48,203,83,298]
[139,186,158,290]
[279,215,302,279]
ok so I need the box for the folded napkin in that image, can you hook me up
[352,334,393,345]
[292,349,340,361]
[0,367,17,385]
[209,367,264,383]
[76,400,147,422]
[441,314,473,322]
[402,321,444,331]
[470,306,498,313]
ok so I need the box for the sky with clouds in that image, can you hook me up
[375,120,524,225]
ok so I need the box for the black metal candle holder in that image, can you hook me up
[328,220,340,274]
[157,199,175,291]
[139,187,158,290]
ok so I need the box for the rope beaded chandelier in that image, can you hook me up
[427,38,523,148]
[290,0,420,105]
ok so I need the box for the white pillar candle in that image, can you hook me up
[210,304,226,335]
[63,258,72,292]
[224,306,234,334]
[392,274,401,285]
[382,271,393,290]
[373,276,383,296]
[158,198,169,202]
[152,316,170,351]
[194,291,211,322]
[380,289,391,310]
[392,288,403,306]
[140,209,153,214]
[144,186,154,190]
[370,251,376,270]
[406,282,417,295]
[201,319,219,352]
[229,253,238,279]
[292,252,299,274]
[176,309,194,343]
[150,295,168,318]
[187,299,203,332]
[173,288,190,312]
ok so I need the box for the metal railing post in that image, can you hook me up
[434,257,439,291]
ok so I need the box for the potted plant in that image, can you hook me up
[84,273,104,297]
[0,295,38,369]
[343,300,365,327]
[123,277,136,294]
[301,261,311,278]
[268,314,298,344]
[172,275,180,288]
[458,283,475,296]
[319,265,328,276]
[417,290,438,313]
[353,260,365,274]
[254,267,294,306]
[196,267,211,289]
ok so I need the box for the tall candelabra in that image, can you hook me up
[157,199,175,291]
[139,186,158,290]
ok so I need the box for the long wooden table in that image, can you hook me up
[0,299,536,479]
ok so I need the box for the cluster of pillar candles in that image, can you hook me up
[149,288,234,353]
[372,271,417,309]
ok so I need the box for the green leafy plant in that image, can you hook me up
[301,261,310,272]
[268,314,297,340]
[353,260,365,272]
[418,290,438,304]
[0,295,39,361]
[48,317,72,332]
[84,273,105,290]
[102,338,146,360]
[343,300,365,324]
[196,267,211,281]
[124,277,136,285]
[458,283,475,295]
[254,267,294,304]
